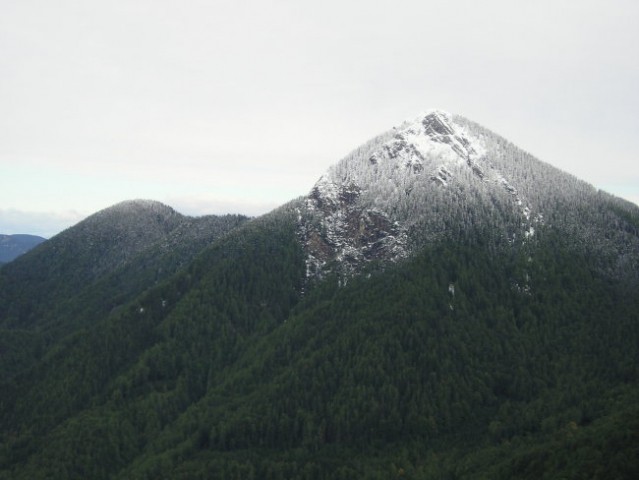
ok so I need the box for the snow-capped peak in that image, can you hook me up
[300,109,543,279]
[393,109,486,164]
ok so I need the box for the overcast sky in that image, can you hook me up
[2,0,638,237]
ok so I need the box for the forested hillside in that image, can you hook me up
[0,201,247,383]
[1,111,638,478]
[1,203,637,479]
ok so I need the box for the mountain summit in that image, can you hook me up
[300,110,638,279]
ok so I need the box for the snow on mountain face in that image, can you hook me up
[391,109,486,172]
[299,177,408,279]
[299,110,541,278]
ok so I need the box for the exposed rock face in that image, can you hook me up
[300,178,407,278]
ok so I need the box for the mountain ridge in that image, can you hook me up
[0,202,248,382]
[0,234,46,264]
[0,110,638,479]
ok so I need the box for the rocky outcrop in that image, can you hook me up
[299,178,407,278]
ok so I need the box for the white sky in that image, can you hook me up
[1,0,638,237]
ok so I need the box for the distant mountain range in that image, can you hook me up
[0,234,46,264]
[0,111,637,479]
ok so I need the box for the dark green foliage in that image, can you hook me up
[0,207,247,382]
[1,206,638,478]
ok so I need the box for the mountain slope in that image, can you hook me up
[1,111,638,479]
[2,212,636,479]
[0,204,306,478]
[0,200,248,381]
[0,234,46,264]
[0,200,247,330]
[0,200,185,329]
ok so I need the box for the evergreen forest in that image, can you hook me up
[1,202,638,479]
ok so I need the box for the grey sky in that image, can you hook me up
[1,0,638,237]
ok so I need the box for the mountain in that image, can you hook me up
[300,110,639,279]
[0,200,248,380]
[0,112,638,479]
[0,234,46,264]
